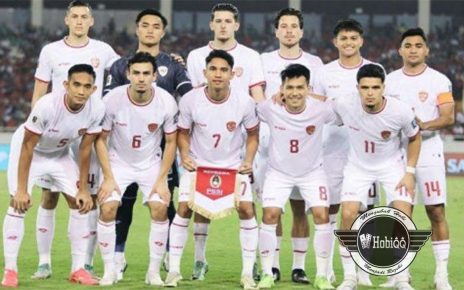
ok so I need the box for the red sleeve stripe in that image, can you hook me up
[34,77,50,84]
[84,132,100,136]
[24,126,42,136]
[177,125,190,130]
[102,129,111,132]
[249,81,266,89]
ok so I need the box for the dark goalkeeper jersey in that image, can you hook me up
[104,51,192,96]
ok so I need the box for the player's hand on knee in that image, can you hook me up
[13,191,31,214]
[97,177,120,204]
[396,173,416,199]
[170,53,186,66]
[181,155,197,172]
[238,161,253,175]
[151,180,171,205]
[75,190,93,214]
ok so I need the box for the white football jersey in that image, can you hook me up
[102,84,178,170]
[24,92,105,155]
[334,95,419,171]
[186,42,265,91]
[178,87,259,169]
[260,49,323,98]
[35,38,119,97]
[385,66,453,154]
[258,98,339,177]
[312,58,379,157]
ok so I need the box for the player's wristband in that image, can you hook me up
[406,166,416,175]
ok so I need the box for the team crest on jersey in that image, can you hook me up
[418,91,428,102]
[158,66,168,77]
[381,130,391,140]
[78,128,87,136]
[90,57,100,68]
[210,175,222,189]
[234,66,244,77]
[148,123,158,132]
[32,116,38,123]
[306,125,316,135]
[226,121,237,132]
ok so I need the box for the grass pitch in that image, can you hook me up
[0,173,462,289]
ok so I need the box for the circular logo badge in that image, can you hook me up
[335,206,431,276]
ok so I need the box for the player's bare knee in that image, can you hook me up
[238,202,255,219]
[312,207,329,224]
[41,190,60,209]
[99,201,119,222]
[176,202,192,219]
[262,207,280,224]
[148,202,168,221]
[66,196,79,210]
[425,204,446,223]
[194,212,211,223]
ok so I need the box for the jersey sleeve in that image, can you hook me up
[243,99,260,131]
[309,58,324,89]
[325,100,343,126]
[104,44,120,70]
[186,51,203,87]
[163,96,179,134]
[436,75,454,106]
[249,52,266,88]
[257,98,272,123]
[101,96,115,132]
[400,105,420,138]
[24,97,49,135]
[173,62,193,96]
[87,100,105,134]
[103,58,127,96]
[177,96,193,130]
[311,67,325,95]
[34,46,52,83]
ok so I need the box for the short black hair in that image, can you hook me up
[136,9,168,28]
[68,64,96,82]
[274,8,303,29]
[67,0,92,13]
[333,18,363,37]
[400,27,427,44]
[356,64,385,83]
[205,50,234,69]
[127,52,158,72]
[211,3,239,21]
[280,64,310,84]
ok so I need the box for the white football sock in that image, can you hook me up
[149,219,169,274]
[85,209,98,266]
[314,223,332,277]
[240,218,258,277]
[193,222,208,263]
[97,219,115,276]
[169,214,190,273]
[36,206,55,266]
[432,240,450,276]
[259,223,277,276]
[3,207,25,271]
[272,236,282,269]
[68,209,89,272]
[327,213,337,276]
[339,245,356,278]
[292,237,308,270]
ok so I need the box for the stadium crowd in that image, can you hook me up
[0,20,463,133]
